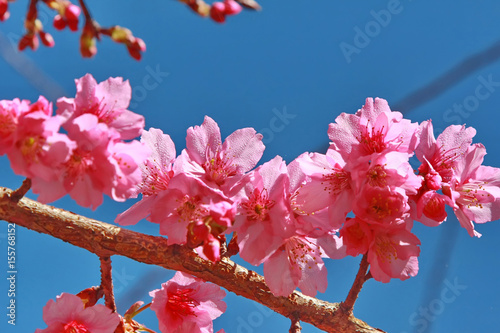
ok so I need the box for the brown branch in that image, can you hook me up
[289,313,302,333]
[341,254,371,314]
[9,178,31,203]
[100,256,117,312]
[0,186,385,333]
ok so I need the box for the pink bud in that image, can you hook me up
[126,38,146,60]
[39,31,55,47]
[0,0,9,21]
[65,4,81,21]
[210,2,226,23]
[53,15,66,30]
[19,34,39,51]
[224,0,242,15]
[65,4,80,31]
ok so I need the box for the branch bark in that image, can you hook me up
[0,187,385,333]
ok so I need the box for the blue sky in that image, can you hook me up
[1,0,500,332]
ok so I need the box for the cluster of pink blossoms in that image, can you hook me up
[0,74,149,209]
[36,272,226,333]
[4,75,500,331]
[117,97,500,294]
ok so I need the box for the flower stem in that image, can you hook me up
[10,178,31,203]
[99,256,117,312]
[341,254,370,314]
[289,313,302,333]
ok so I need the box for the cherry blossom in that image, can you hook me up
[328,97,419,165]
[35,292,120,333]
[264,236,328,297]
[149,271,226,333]
[31,113,149,209]
[367,225,420,283]
[232,156,295,265]
[6,96,75,182]
[56,73,145,140]
[448,144,500,237]
[116,127,176,226]
[289,150,354,231]
[416,120,476,184]
[181,115,264,194]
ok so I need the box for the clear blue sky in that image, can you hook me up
[1,0,500,332]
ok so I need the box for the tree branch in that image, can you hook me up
[100,256,117,312]
[0,186,385,333]
[341,254,371,314]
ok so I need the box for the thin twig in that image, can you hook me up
[9,178,31,203]
[100,256,117,312]
[341,254,370,314]
[289,313,302,333]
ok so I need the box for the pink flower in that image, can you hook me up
[7,97,75,181]
[367,225,421,283]
[192,201,237,261]
[35,292,120,333]
[31,114,149,209]
[264,236,328,297]
[328,98,419,165]
[0,98,29,155]
[339,217,373,257]
[289,150,354,230]
[414,190,453,227]
[149,173,233,260]
[149,271,226,333]
[416,120,476,184]
[353,185,410,226]
[116,128,176,226]
[181,116,264,194]
[56,73,145,140]
[351,151,422,195]
[448,144,500,237]
[232,156,295,265]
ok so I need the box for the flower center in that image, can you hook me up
[366,164,388,187]
[374,235,397,263]
[240,188,275,221]
[359,124,387,155]
[322,167,350,196]
[63,320,91,333]
[18,135,44,162]
[176,196,207,223]
[286,237,319,270]
[457,181,493,209]
[138,159,173,196]
[64,150,93,185]
[166,288,199,317]
[203,150,237,185]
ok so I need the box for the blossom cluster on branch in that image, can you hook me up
[1,74,499,332]
[0,0,260,59]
